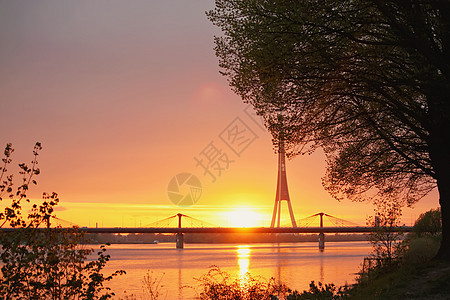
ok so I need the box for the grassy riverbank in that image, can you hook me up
[345,232,448,300]
[347,260,450,299]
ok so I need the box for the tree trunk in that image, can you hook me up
[427,84,450,260]
[435,174,450,260]
[430,123,450,260]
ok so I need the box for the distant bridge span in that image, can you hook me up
[78,225,412,249]
[75,226,412,234]
[0,213,412,249]
[0,226,412,250]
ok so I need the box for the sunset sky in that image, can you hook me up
[0,0,440,228]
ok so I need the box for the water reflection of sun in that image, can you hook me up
[237,246,251,279]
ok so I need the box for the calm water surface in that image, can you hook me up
[99,241,371,299]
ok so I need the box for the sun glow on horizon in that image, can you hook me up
[225,207,264,227]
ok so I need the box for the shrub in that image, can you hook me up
[413,208,442,237]
[193,266,348,300]
[0,143,124,299]
[194,265,290,299]
[403,236,441,264]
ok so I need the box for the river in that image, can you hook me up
[97,241,372,299]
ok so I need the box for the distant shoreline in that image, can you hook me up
[83,232,369,244]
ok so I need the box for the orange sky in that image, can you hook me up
[0,0,440,228]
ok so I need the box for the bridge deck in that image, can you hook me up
[0,226,412,234]
[66,226,412,234]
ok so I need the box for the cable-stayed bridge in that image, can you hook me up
[2,212,411,249]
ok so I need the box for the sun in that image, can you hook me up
[226,207,262,227]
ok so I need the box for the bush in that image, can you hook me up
[0,229,124,299]
[413,208,442,237]
[0,143,124,299]
[192,266,348,300]
[287,281,349,299]
[193,266,290,299]
[403,235,441,264]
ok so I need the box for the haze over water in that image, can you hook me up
[101,241,371,299]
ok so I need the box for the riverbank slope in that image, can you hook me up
[348,260,450,299]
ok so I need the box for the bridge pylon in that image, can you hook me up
[318,212,325,250]
[271,136,297,228]
[176,213,184,249]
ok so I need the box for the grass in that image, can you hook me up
[348,234,449,299]
[348,260,450,299]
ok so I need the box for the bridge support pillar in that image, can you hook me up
[319,232,325,250]
[318,213,325,250]
[176,233,184,249]
[176,213,184,249]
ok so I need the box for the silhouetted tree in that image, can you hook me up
[367,200,405,267]
[208,0,450,260]
[0,143,124,298]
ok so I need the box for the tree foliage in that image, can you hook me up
[367,201,405,267]
[0,143,124,299]
[413,207,442,237]
[208,0,450,259]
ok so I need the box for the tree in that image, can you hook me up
[367,200,405,268]
[0,143,124,298]
[413,207,442,237]
[207,1,450,260]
